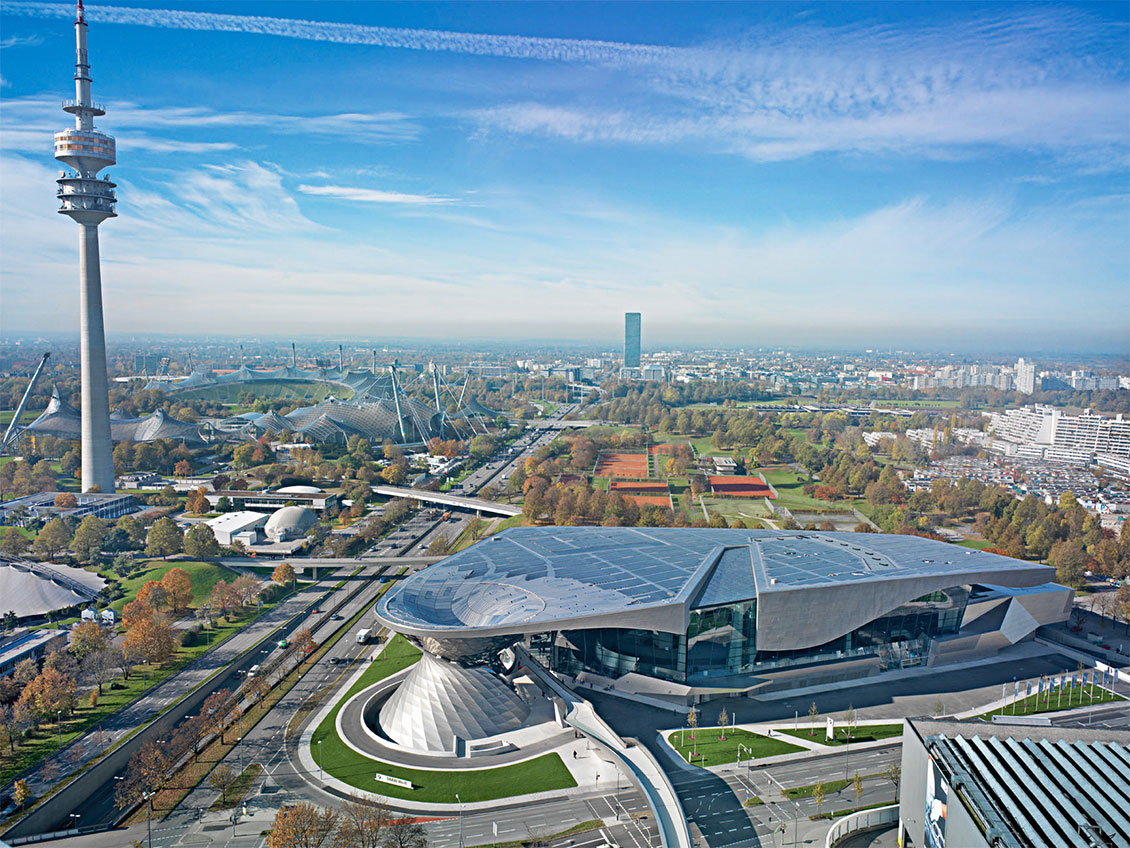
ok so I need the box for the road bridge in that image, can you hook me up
[370,485,522,516]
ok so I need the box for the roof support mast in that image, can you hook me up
[1,353,50,454]
[388,363,407,442]
[430,362,445,435]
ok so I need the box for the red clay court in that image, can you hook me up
[595,452,649,478]
[709,476,775,498]
[649,444,679,455]
[609,481,670,494]
[623,494,673,508]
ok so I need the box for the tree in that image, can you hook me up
[117,515,147,548]
[53,492,78,509]
[853,771,863,802]
[137,580,169,612]
[161,567,194,612]
[380,817,427,848]
[233,444,256,470]
[183,523,220,558]
[334,796,389,848]
[210,580,239,619]
[881,764,899,795]
[843,704,856,742]
[71,515,107,563]
[146,516,184,559]
[231,574,262,606]
[34,517,73,559]
[808,701,819,735]
[717,707,728,740]
[13,779,30,808]
[266,802,340,848]
[812,780,825,816]
[272,562,297,588]
[1049,540,1089,589]
[115,741,170,811]
[215,495,232,513]
[83,646,119,694]
[186,488,210,515]
[70,620,109,660]
[14,657,38,686]
[0,527,30,558]
[174,459,192,477]
[209,764,238,805]
[200,689,235,743]
[687,705,698,738]
[123,613,177,666]
[467,516,487,541]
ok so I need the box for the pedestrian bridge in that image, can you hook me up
[370,485,522,517]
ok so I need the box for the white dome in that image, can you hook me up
[276,485,323,494]
[263,506,317,542]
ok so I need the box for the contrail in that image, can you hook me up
[3,1,683,68]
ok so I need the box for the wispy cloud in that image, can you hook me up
[0,96,419,155]
[0,33,44,48]
[297,184,455,205]
[5,1,1125,164]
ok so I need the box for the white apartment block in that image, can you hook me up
[988,405,1130,463]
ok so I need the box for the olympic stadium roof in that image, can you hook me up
[23,387,203,445]
[376,528,1057,652]
[145,365,395,401]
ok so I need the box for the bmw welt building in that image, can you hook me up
[376,528,1070,704]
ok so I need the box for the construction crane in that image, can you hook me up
[1,352,50,455]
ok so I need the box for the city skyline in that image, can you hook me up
[0,1,1127,351]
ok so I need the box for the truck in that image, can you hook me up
[440,511,452,522]
[356,628,372,644]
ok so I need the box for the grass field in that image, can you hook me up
[777,724,903,747]
[310,635,576,802]
[668,727,804,767]
[957,539,992,550]
[871,399,961,409]
[979,684,1124,721]
[756,467,837,511]
[701,497,772,524]
[0,409,44,426]
[109,560,240,613]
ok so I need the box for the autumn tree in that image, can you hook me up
[122,598,154,629]
[272,562,297,589]
[122,612,177,666]
[231,574,262,606]
[115,741,170,811]
[687,705,698,739]
[185,488,210,514]
[183,523,220,558]
[265,802,340,848]
[812,780,825,816]
[137,580,169,612]
[69,620,109,660]
[174,459,192,477]
[13,779,30,807]
[34,517,73,559]
[161,567,194,612]
[53,492,78,509]
[146,516,184,559]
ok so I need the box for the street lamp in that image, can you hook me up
[317,738,323,782]
[456,793,463,848]
[141,790,153,848]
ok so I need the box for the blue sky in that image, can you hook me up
[1,1,1127,352]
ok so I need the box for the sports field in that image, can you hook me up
[609,480,670,493]
[709,476,775,498]
[623,494,673,508]
[595,451,649,478]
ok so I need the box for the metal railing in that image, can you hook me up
[825,803,899,848]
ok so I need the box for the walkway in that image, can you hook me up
[370,485,521,517]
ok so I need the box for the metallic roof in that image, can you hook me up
[928,731,1130,848]
[377,528,1055,641]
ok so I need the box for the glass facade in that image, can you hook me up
[544,586,969,685]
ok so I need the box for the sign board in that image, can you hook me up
[375,773,414,790]
[924,755,949,848]
[826,716,835,741]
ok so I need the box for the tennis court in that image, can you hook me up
[709,476,775,498]
[595,452,649,478]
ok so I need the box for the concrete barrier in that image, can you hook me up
[825,803,898,848]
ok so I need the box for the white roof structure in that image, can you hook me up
[205,511,268,545]
[276,485,323,495]
[378,651,529,753]
[0,560,107,619]
[264,506,316,542]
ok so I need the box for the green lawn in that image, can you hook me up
[668,727,804,767]
[310,635,576,802]
[786,777,852,799]
[957,539,992,550]
[109,560,239,613]
[756,467,838,511]
[701,497,772,524]
[979,684,1124,721]
[777,724,903,747]
[0,409,44,426]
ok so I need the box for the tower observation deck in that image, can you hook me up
[55,0,116,493]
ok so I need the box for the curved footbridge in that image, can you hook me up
[513,644,693,848]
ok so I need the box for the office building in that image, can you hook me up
[624,312,641,369]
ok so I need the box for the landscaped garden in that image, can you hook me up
[777,724,904,747]
[309,635,578,803]
[667,727,804,767]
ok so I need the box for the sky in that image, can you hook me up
[0,1,1127,352]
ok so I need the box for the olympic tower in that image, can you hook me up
[55,0,116,493]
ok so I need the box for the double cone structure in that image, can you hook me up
[378,652,529,753]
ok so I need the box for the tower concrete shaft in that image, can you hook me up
[55,0,117,493]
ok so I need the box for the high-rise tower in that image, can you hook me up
[624,312,641,369]
[55,0,116,493]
